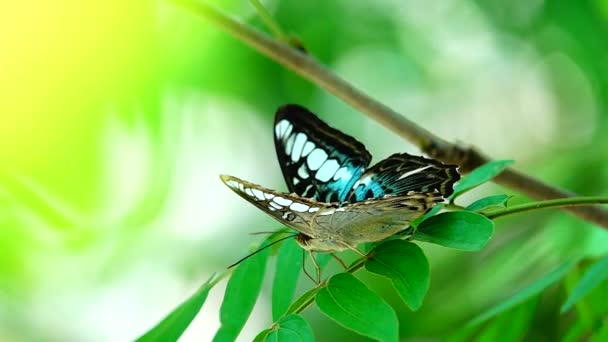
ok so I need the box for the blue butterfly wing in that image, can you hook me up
[274,104,371,203]
[347,153,460,202]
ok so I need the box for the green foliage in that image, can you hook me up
[469,260,577,326]
[134,160,606,340]
[272,239,303,320]
[561,255,608,313]
[214,242,270,342]
[315,273,399,342]
[450,160,514,200]
[135,273,219,342]
[365,240,429,310]
[254,314,314,342]
[414,212,494,250]
[465,194,510,212]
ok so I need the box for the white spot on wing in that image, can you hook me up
[318,208,335,216]
[252,189,265,200]
[245,188,254,197]
[290,202,309,212]
[398,166,432,180]
[293,178,300,186]
[352,175,373,188]
[307,148,328,171]
[297,164,309,179]
[308,207,320,213]
[227,180,239,188]
[273,197,293,206]
[332,166,352,181]
[291,133,307,162]
[264,193,274,199]
[275,120,290,138]
[301,141,315,157]
[269,202,282,210]
[316,159,340,182]
[285,133,296,155]
[283,124,293,141]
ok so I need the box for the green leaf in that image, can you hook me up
[365,240,429,311]
[414,211,494,251]
[265,314,314,341]
[316,273,398,342]
[410,203,444,229]
[136,273,220,342]
[253,329,271,342]
[450,160,514,199]
[473,297,538,342]
[465,194,510,212]
[591,320,608,342]
[272,239,303,321]
[561,256,608,313]
[469,260,577,326]
[213,243,270,342]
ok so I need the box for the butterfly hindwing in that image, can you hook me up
[329,192,442,245]
[274,104,371,203]
[347,153,460,202]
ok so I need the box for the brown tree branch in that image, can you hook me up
[173,0,608,229]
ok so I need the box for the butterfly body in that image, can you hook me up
[221,104,460,253]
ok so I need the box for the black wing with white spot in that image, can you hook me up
[274,104,372,203]
[346,153,460,202]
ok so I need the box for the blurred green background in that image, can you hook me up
[1,0,608,340]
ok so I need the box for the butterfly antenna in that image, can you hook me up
[249,231,282,236]
[227,234,297,269]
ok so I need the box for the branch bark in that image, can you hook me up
[174,0,608,229]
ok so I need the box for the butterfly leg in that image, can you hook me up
[330,253,348,270]
[337,241,366,257]
[309,250,322,283]
[302,250,319,284]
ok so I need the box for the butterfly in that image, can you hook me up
[221,104,460,259]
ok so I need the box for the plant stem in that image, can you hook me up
[487,197,608,219]
[171,0,608,229]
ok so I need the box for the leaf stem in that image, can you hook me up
[249,0,288,42]
[486,197,608,219]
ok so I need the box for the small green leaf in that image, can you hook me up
[213,243,270,342]
[469,260,577,326]
[414,211,494,251]
[465,194,510,212]
[272,239,303,320]
[136,273,220,342]
[316,273,398,342]
[286,287,321,315]
[410,203,444,229]
[451,160,514,199]
[366,240,429,311]
[253,329,271,342]
[265,314,314,341]
[561,256,608,313]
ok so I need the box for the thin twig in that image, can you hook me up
[487,197,608,220]
[172,0,608,229]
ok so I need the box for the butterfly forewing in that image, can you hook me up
[274,104,371,203]
[346,153,460,202]
[220,175,330,237]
